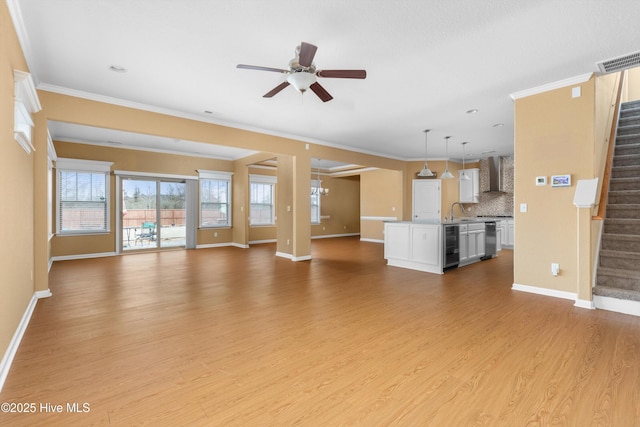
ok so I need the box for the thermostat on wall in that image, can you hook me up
[536,176,547,186]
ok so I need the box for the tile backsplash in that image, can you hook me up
[463,156,514,217]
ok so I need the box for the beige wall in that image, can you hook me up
[626,67,640,101]
[51,141,235,256]
[360,169,404,241]
[0,1,39,372]
[514,77,596,294]
[249,172,361,243]
[311,175,360,237]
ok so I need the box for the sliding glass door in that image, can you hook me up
[159,181,186,248]
[121,178,186,251]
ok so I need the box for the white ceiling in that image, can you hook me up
[10,0,640,163]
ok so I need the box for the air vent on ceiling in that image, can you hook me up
[596,51,640,74]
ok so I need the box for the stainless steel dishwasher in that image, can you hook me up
[482,221,497,260]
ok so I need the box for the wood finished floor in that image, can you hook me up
[1,237,640,426]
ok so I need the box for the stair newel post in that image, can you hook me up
[574,178,599,309]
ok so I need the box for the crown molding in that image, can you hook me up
[37,84,409,162]
[509,73,593,100]
[5,0,38,83]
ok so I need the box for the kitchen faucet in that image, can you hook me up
[449,202,465,222]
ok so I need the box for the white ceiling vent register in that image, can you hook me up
[596,51,640,74]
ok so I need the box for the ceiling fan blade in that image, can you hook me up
[316,69,367,79]
[237,64,289,74]
[298,42,318,68]
[263,82,290,98]
[309,82,333,102]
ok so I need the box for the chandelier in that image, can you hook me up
[311,159,329,196]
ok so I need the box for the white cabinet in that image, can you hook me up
[506,219,515,248]
[459,222,485,265]
[410,224,441,268]
[384,222,442,274]
[459,224,469,263]
[496,227,502,252]
[413,180,441,221]
[459,168,479,203]
[471,227,485,258]
[384,223,410,260]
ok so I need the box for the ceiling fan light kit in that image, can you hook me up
[287,72,316,93]
[237,41,366,102]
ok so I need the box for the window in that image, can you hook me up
[250,174,276,226]
[56,158,112,234]
[199,170,232,227]
[310,179,321,224]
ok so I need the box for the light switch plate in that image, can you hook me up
[520,203,528,213]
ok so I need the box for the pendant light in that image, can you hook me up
[417,129,434,177]
[440,136,454,179]
[459,141,471,181]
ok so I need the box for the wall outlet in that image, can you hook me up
[551,263,560,276]
[287,239,290,246]
[214,232,218,237]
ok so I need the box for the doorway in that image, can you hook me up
[121,178,187,251]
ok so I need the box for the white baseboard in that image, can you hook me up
[196,242,236,249]
[0,290,52,392]
[311,233,360,240]
[594,295,640,317]
[248,239,277,245]
[51,252,116,262]
[574,299,595,310]
[511,283,577,301]
[231,243,249,249]
[276,251,292,260]
[275,252,312,262]
[360,238,384,244]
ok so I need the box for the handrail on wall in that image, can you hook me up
[593,71,626,220]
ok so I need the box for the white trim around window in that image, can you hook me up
[55,158,113,235]
[198,170,232,228]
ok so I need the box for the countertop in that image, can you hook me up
[386,217,513,226]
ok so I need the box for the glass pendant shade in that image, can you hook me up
[459,141,471,181]
[440,136,454,179]
[418,129,434,177]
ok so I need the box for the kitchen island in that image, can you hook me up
[384,218,509,274]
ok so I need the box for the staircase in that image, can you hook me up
[594,100,640,310]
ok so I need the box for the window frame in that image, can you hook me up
[310,179,322,224]
[249,174,277,227]
[198,170,232,228]
[55,158,113,235]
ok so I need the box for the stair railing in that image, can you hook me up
[593,70,626,220]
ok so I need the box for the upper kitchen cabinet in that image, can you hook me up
[459,168,479,203]
[412,179,441,221]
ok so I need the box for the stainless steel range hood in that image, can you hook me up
[485,157,504,192]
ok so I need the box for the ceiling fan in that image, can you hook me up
[237,42,366,102]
